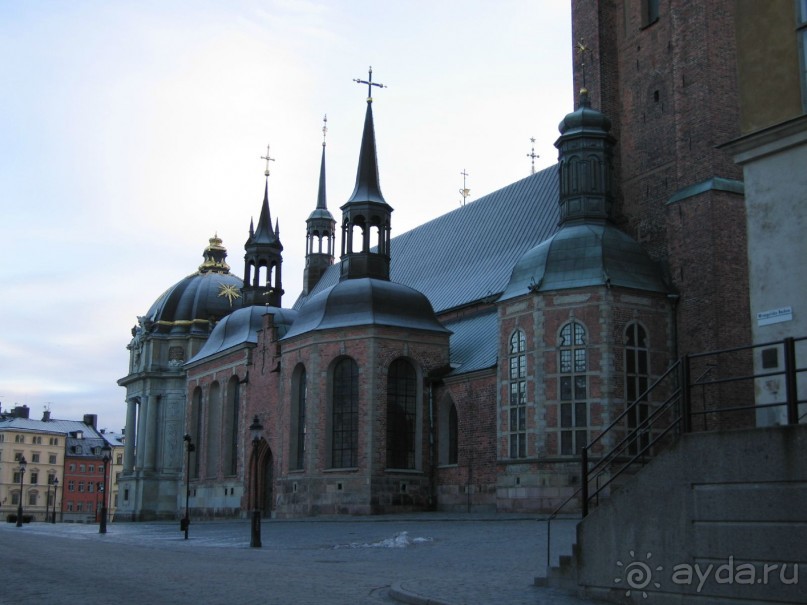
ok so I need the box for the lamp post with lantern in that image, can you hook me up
[51,477,59,523]
[249,415,263,548]
[16,455,27,527]
[181,434,195,540]
[99,442,111,534]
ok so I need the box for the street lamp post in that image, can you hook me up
[16,455,27,527]
[182,434,195,540]
[46,479,53,524]
[249,415,263,548]
[51,477,59,523]
[99,443,111,534]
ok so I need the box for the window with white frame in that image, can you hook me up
[508,330,528,458]
[558,321,589,456]
[625,323,650,454]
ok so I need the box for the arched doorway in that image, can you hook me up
[250,440,273,519]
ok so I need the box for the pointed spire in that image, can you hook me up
[344,100,388,207]
[250,177,278,244]
[316,134,328,210]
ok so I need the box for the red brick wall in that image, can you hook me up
[571,0,751,361]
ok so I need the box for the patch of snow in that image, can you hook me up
[333,531,433,549]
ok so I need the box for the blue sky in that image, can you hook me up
[1,0,572,431]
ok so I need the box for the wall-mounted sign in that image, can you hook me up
[756,306,793,326]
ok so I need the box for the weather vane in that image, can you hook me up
[576,40,592,92]
[527,137,539,175]
[459,169,470,207]
[353,66,387,102]
[261,144,275,177]
[322,114,328,147]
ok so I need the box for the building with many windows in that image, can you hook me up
[0,406,102,522]
[116,0,805,527]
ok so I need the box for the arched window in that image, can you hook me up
[386,358,418,469]
[509,330,528,458]
[558,321,588,455]
[438,396,458,466]
[290,365,307,470]
[190,388,202,479]
[223,377,240,476]
[206,382,221,478]
[625,323,650,454]
[331,358,359,468]
[448,403,458,465]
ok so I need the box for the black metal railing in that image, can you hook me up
[581,336,807,516]
[541,336,806,576]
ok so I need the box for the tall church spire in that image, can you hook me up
[243,146,284,307]
[304,116,336,294]
[340,67,393,281]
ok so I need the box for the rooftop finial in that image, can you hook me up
[353,66,386,103]
[527,137,539,175]
[261,144,275,177]
[322,114,328,147]
[459,169,470,207]
[576,40,592,95]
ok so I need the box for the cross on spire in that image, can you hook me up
[526,137,539,175]
[353,66,386,103]
[322,114,328,147]
[261,144,275,177]
[459,169,470,206]
[576,40,592,92]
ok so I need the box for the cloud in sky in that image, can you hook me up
[1,0,572,431]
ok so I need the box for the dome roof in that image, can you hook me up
[557,89,612,136]
[144,236,244,335]
[499,222,668,301]
[186,305,298,364]
[283,277,450,339]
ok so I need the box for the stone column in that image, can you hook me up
[135,395,148,470]
[123,397,138,473]
[145,395,159,470]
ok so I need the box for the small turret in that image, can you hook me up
[304,116,337,294]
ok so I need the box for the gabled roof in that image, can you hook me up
[294,165,560,314]
[0,417,104,437]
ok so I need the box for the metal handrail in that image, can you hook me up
[581,336,805,517]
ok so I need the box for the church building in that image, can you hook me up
[117,0,758,521]
[116,76,678,520]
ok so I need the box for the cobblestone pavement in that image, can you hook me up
[0,514,606,605]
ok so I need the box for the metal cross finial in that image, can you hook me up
[261,144,275,177]
[322,114,328,147]
[576,40,592,92]
[459,169,470,207]
[527,137,539,175]
[353,66,386,102]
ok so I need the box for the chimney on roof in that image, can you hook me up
[83,414,97,429]
[13,405,30,419]
[42,409,51,422]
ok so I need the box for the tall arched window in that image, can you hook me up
[206,382,221,478]
[332,358,359,468]
[558,321,588,456]
[223,377,240,476]
[438,396,458,466]
[448,403,458,465]
[625,323,650,454]
[386,358,418,469]
[190,388,202,478]
[509,330,528,458]
[290,364,307,470]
